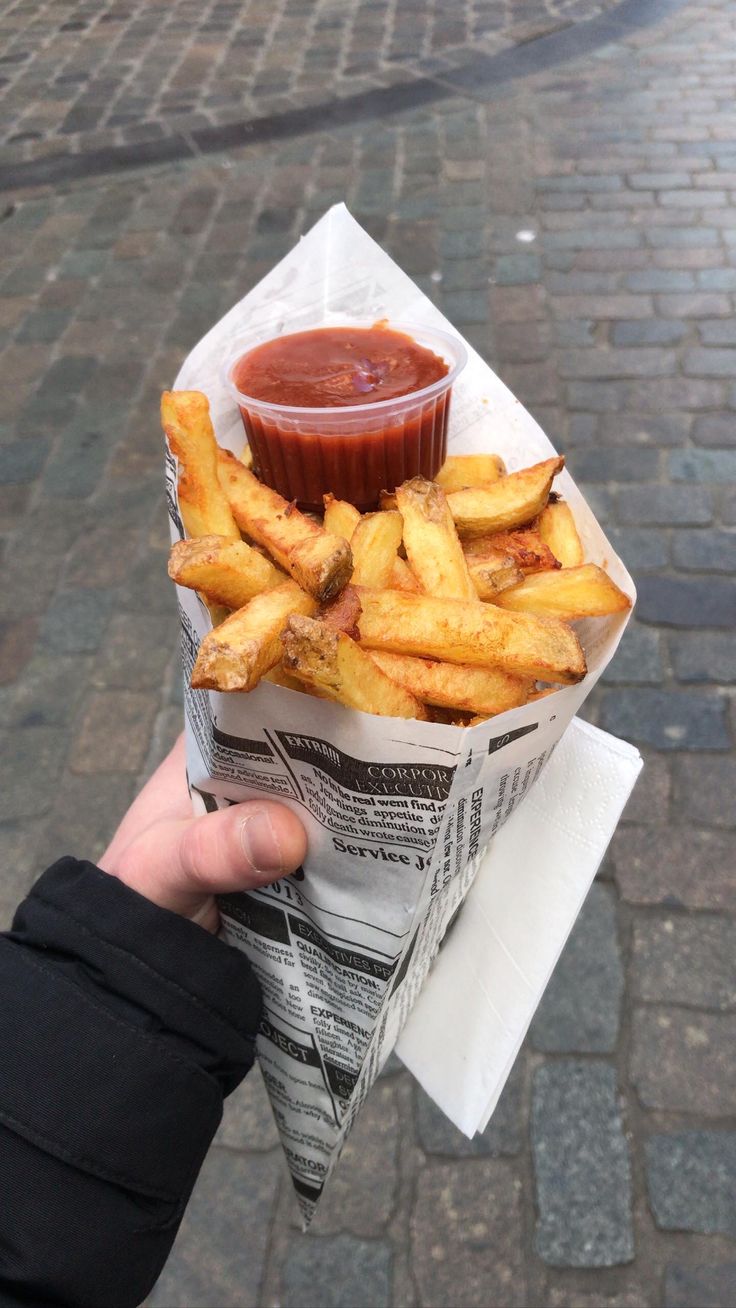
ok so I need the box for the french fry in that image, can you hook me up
[390,556,421,592]
[282,615,428,719]
[168,535,282,609]
[356,587,586,684]
[323,494,360,542]
[191,580,316,692]
[378,489,398,511]
[465,551,525,600]
[538,501,584,568]
[436,453,506,493]
[447,456,564,537]
[494,564,631,620]
[351,511,404,588]
[467,529,561,575]
[369,650,530,716]
[161,391,240,540]
[396,477,477,601]
[217,449,353,602]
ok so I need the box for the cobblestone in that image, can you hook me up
[646,1133,736,1236]
[664,1262,736,1308]
[600,688,731,751]
[630,1008,735,1116]
[671,755,736,829]
[280,1234,392,1308]
[613,825,736,913]
[631,915,736,1010]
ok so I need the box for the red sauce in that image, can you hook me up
[230,325,452,510]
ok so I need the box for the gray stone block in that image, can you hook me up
[672,528,736,571]
[612,319,687,345]
[670,447,736,481]
[672,755,736,827]
[532,1061,634,1267]
[664,1261,736,1308]
[8,653,93,727]
[632,915,736,1009]
[646,1132,736,1234]
[602,624,663,685]
[40,589,112,654]
[605,527,668,571]
[600,688,731,751]
[631,1007,735,1115]
[672,631,736,682]
[215,1064,279,1152]
[280,1233,391,1308]
[636,575,736,628]
[571,445,659,483]
[415,1056,521,1156]
[617,485,713,526]
[150,1148,282,1307]
[310,1080,398,1237]
[693,413,736,445]
[530,885,623,1053]
[0,438,49,484]
[0,726,70,821]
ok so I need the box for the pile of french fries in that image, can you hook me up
[163,389,631,725]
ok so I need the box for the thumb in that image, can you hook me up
[106,801,307,930]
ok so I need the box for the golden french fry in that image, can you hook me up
[351,511,404,588]
[390,556,421,592]
[369,650,530,716]
[465,552,525,600]
[282,615,428,719]
[356,587,586,684]
[467,529,561,575]
[323,494,361,542]
[494,564,631,619]
[191,580,316,692]
[378,489,398,511]
[168,535,282,609]
[538,501,584,568]
[396,477,477,601]
[435,453,506,492]
[217,449,352,602]
[447,456,564,537]
[161,391,240,540]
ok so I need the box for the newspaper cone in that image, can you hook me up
[167,205,634,1224]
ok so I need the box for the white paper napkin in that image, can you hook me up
[395,716,642,1136]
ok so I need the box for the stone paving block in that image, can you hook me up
[671,528,736,571]
[601,624,663,686]
[605,527,668,571]
[672,631,736,683]
[664,1261,736,1308]
[631,915,736,1010]
[631,1007,735,1116]
[149,1148,282,1308]
[670,447,736,483]
[612,319,687,345]
[279,1233,392,1308]
[309,1080,399,1237]
[532,1061,633,1268]
[599,687,731,751]
[0,726,69,822]
[412,1158,526,1306]
[568,445,659,482]
[546,1282,652,1307]
[215,1063,279,1153]
[0,437,49,484]
[0,818,43,905]
[693,412,736,445]
[619,750,670,825]
[616,484,713,526]
[613,825,736,912]
[599,413,691,448]
[92,613,179,691]
[645,1132,736,1235]
[39,588,112,654]
[0,618,37,687]
[529,885,623,1053]
[7,653,93,728]
[70,689,159,774]
[415,1056,522,1157]
[636,575,735,627]
[672,755,736,828]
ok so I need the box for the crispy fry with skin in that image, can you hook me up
[161,391,240,540]
[356,587,586,684]
[323,494,360,542]
[282,615,428,719]
[168,535,282,609]
[466,552,524,600]
[447,456,564,537]
[217,449,353,602]
[320,584,362,639]
[191,580,316,692]
[435,453,506,492]
[396,477,477,601]
[467,529,561,575]
[390,556,421,592]
[494,564,631,620]
[369,650,530,716]
[378,489,398,511]
[351,511,404,588]
[538,501,584,568]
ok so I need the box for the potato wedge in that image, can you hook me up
[168,535,282,609]
[390,556,421,592]
[447,456,564,537]
[467,529,561,575]
[466,552,524,600]
[538,501,584,568]
[396,477,477,601]
[369,650,530,716]
[282,615,427,719]
[351,510,404,588]
[161,391,240,540]
[217,449,352,602]
[323,494,360,542]
[191,580,316,692]
[494,564,632,620]
[356,587,586,684]
[436,453,506,493]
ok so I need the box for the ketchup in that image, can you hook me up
[229,325,453,510]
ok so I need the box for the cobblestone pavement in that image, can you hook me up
[1,0,735,1305]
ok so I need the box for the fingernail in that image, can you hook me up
[239,808,284,876]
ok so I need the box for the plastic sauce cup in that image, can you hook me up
[222,322,467,511]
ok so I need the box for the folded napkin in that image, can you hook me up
[395,716,642,1136]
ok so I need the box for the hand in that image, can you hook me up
[99,735,307,933]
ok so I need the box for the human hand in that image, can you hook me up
[99,734,307,932]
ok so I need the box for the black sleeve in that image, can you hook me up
[0,857,263,1308]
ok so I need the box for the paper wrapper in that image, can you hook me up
[167,204,635,1224]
